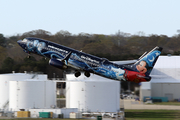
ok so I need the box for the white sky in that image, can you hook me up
[0,0,180,37]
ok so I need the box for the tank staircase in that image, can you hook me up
[31,74,38,79]
[2,100,9,110]
[0,100,9,112]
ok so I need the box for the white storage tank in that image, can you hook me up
[66,74,120,112]
[9,80,56,111]
[0,73,35,109]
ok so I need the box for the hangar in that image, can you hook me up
[140,56,180,102]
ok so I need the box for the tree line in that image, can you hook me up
[0,29,180,77]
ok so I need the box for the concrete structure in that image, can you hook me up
[140,56,180,101]
[140,82,151,101]
[66,73,120,112]
[151,83,180,101]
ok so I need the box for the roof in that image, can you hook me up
[66,74,119,82]
[153,56,180,68]
[0,73,28,76]
[150,79,180,83]
[150,56,180,82]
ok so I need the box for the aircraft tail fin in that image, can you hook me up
[134,46,163,76]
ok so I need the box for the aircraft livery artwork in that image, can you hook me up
[17,37,162,83]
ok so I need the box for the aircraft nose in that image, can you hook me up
[17,40,26,49]
[17,40,22,45]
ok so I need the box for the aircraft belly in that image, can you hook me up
[68,63,81,70]
[89,66,126,81]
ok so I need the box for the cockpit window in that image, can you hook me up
[22,38,28,42]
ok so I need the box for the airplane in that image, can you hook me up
[17,37,162,83]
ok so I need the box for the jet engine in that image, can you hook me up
[49,59,67,69]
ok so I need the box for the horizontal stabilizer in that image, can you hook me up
[112,60,137,65]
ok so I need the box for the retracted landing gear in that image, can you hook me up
[26,51,31,58]
[74,71,90,78]
[75,71,81,77]
[27,53,31,58]
[84,71,90,77]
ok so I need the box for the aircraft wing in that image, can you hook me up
[112,60,137,65]
[112,51,147,65]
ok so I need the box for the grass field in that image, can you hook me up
[0,118,93,120]
[152,102,180,106]
[1,110,180,120]
[125,109,180,120]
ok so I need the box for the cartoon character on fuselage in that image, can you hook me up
[136,61,147,74]
[17,37,162,83]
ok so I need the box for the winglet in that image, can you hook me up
[62,51,72,65]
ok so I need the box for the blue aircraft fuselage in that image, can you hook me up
[17,37,162,83]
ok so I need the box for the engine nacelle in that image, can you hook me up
[49,59,67,69]
[124,69,151,83]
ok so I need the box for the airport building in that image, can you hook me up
[140,56,180,102]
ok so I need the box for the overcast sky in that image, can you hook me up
[0,0,180,37]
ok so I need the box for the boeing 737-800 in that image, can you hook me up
[17,37,162,83]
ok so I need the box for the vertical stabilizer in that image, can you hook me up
[134,46,163,76]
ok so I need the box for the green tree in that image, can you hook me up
[53,30,72,46]
[23,56,37,67]
[0,34,6,47]
[1,57,14,73]
[36,58,48,73]
[21,29,52,39]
